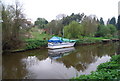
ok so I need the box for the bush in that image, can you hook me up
[64,21,84,38]
[76,38,102,45]
[71,55,120,80]
[25,40,47,49]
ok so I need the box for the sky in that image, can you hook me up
[2,0,120,22]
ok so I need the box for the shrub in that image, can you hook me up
[71,55,120,80]
[25,40,47,49]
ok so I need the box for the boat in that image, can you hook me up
[47,36,76,49]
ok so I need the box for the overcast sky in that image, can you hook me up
[3,0,120,22]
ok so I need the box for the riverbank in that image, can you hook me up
[76,37,119,45]
[4,36,119,53]
[71,54,120,80]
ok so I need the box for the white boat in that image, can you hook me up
[47,36,76,49]
[48,42,75,49]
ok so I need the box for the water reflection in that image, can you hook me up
[2,53,28,79]
[2,42,119,79]
[48,47,75,59]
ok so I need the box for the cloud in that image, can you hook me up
[3,0,120,22]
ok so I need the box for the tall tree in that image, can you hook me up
[109,17,116,26]
[81,16,98,36]
[99,17,104,25]
[117,15,120,30]
[62,13,84,26]
[12,1,25,39]
[2,1,26,50]
[107,18,110,25]
[47,20,63,35]
[34,18,48,29]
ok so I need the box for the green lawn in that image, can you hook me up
[24,27,52,41]
[32,32,52,40]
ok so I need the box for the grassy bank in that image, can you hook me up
[9,27,119,52]
[75,36,119,45]
[9,36,119,53]
[25,36,116,50]
[25,39,47,49]
[71,54,120,80]
[76,37,103,45]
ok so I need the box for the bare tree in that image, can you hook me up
[2,1,26,50]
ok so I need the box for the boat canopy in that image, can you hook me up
[48,36,76,42]
[48,36,63,43]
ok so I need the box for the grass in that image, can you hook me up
[24,27,52,41]
[32,32,52,40]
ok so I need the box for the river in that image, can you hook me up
[2,42,119,79]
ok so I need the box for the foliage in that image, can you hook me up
[95,24,117,37]
[81,16,98,36]
[25,40,47,49]
[64,21,83,38]
[34,18,48,29]
[109,17,116,27]
[24,27,52,50]
[117,15,120,30]
[45,13,118,39]
[62,13,84,26]
[2,1,28,50]
[99,17,104,25]
[46,20,64,35]
[71,55,120,80]
[107,24,117,35]
[76,37,102,45]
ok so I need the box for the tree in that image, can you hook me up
[62,13,84,26]
[107,18,110,25]
[81,16,98,36]
[99,17,104,25]
[34,18,48,29]
[12,1,25,39]
[107,24,117,35]
[95,24,110,37]
[109,17,116,26]
[2,1,27,50]
[2,4,14,49]
[117,15,120,30]
[64,21,83,38]
[46,20,63,35]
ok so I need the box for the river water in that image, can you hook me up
[2,42,119,79]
